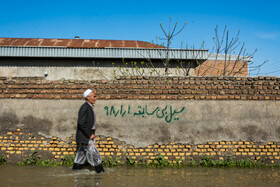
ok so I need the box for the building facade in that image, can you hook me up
[0,37,249,80]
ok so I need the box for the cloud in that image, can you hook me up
[256,32,280,40]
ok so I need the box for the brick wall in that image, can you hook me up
[1,129,279,164]
[0,76,280,164]
[0,76,279,100]
[194,60,248,76]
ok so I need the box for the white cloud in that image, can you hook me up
[256,32,280,40]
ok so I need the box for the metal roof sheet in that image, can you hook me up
[207,53,253,62]
[0,38,250,61]
[0,46,209,60]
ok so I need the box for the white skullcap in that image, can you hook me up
[83,89,93,99]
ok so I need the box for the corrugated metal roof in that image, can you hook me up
[0,37,164,49]
[0,38,250,61]
[208,53,252,62]
[0,46,209,60]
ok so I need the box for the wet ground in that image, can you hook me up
[0,165,280,187]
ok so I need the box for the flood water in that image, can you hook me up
[0,165,280,187]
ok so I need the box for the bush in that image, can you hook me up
[17,151,75,166]
[0,155,6,165]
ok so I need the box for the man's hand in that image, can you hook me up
[90,134,95,140]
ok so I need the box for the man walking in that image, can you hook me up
[73,89,104,173]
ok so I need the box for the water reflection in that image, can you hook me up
[0,165,280,187]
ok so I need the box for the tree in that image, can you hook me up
[158,17,187,74]
[196,25,267,76]
[115,17,188,77]
[110,20,268,78]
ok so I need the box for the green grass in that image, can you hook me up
[0,154,6,165]
[8,153,280,168]
[17,151,75,166]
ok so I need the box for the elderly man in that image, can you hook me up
[72,89,104,173]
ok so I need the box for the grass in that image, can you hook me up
[17,151,75,167]
[6,152,280,168]
[0,154,6,165]
[122,155,280,168]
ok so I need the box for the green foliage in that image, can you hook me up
[199,156,216,167]
[236,159,256,168]
[0,154,6,165]
[140,156,185,168]
[150,155,172,167]
[218,156,235,167]
[198,156,267,168]
[126,156,136,166]
[12,152,280,168]
[113,60,162,78]
[103,156,119,166]
[17,151,41,166]
[154,155,165,165]
[17,151,75,167]
[188,158,196,166]
[60,155,75,166]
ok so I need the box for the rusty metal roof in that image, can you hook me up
[0,37,164,49]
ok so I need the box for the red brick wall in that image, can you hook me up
[194,60,248,76]
[0,76,279,100]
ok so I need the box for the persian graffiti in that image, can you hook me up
[104,105,185,123]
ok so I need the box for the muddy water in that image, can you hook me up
[0,165,280,187]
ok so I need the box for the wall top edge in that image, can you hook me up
[0,75,280,81]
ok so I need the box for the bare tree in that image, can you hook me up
[176,42,209,76]
[129,17,189,77]
[159,17,187,74]
[115,21,268,78]
[197,25,267,76]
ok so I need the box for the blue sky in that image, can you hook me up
[0,0,279,76]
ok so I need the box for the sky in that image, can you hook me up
[0,0,279,76]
